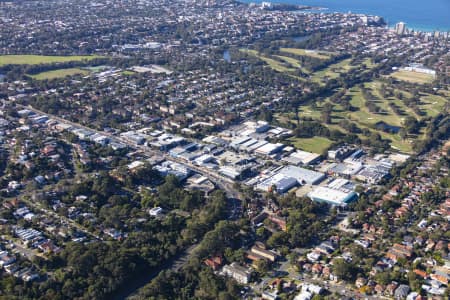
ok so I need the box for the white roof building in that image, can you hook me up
[282,150,321,166]
[279,165,325,185]
[302,283,323,295]
[307,186,357,206]
[128,161,145,170]
[256,173,298,194]
[254,143,285,155]
[149,207,163,216]
[294,291,313,300]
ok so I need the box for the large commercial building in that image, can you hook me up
[328,146,356,161]
[254,142,285,156]
[307,186,357,206]
[256,173,298,193]
[148,133,185,151]
[255,165,325,194]
[154,161,192,181]
[282,150,321,166]
[243,120,270,133]
[279,165,325,185]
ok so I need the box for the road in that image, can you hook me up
[20,194,102,241]
[18,103,242,201]
[13,102,377,300]
[170,243,199,272]
[8,238,38,260]
[12,102,244,299]
[114,243,200,300]
[248,258,381,300]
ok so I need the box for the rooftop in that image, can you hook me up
[308,186,357,206]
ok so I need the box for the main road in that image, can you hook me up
[12,102,243,299]
[17,103,242,200]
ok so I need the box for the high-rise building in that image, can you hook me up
[395,22,406,35]
[261,2,273,9]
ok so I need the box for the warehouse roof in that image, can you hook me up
[279,165,325,185]
[282,150,321,166]
[308,186,357,206]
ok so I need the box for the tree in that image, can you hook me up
[399,127,407,140]
[333,258,357,281]
[408,271,421,292]
[254,259,269,274]
[403,116,420,134]
[256,227,266,238]
[375,272,390,285]
[267,231,288,248]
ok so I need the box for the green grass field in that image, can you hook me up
[280,48,331,60]
[0,55,103,66]
[241,49,295,73]
[273,55,302,69]
[122,70,136,76]
[289,81,448,153]
[418,94,448,117]
[241,47,377,87]
[390,70,435,84]
[310,58,354,83]
[288,136,333,154]
[29,68,90,80]
[346,87,403,127]
[241,47,442,153]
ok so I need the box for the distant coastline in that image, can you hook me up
[240,0,450,32]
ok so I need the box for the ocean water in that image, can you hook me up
[241,0,450,31]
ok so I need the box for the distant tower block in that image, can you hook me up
[395,22,406,35]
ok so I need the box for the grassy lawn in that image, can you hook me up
[280,48,331,60]
[361,57,375,68]
[241,48,376,88]
[288,136,333,154]
[0,55,103,66]
[380,132,414,153]
[390,70,435,84]
[368,82,419,119]
[310,58,353,83]
[298,105,322,120]
[273,55,311,76]
[274,55,302,69]
[347,87,404,127]
[420,94,448,117]
[241,49,295,73]
[289,80,436,153]
[241,46,437,154]
[29,68,90,80]
[344,86,415,152]
[122,70,136,76]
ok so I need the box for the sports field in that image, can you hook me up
[280,48,331,60]
[0,55,103,66]
[390,70,435,84]
[288,136,333,154]
[29,68,90,80]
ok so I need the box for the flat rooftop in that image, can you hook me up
[308,186,357,205]
[279,165,325,185]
